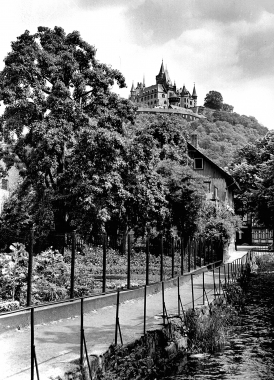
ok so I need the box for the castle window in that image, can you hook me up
[162,94,165,98]
[194,158,203,170]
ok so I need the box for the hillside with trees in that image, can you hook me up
[188,108,268,168]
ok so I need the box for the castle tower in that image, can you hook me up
[130,81,136,101]
[192,83,197,107]
[156,60,166,85]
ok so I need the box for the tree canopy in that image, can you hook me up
[204,90,223,110]
[0,26,136,235]
[0,29,205,243]
[189,109,268,168]
[0,26,244,246]
[222,103,234,113]
[230,131,274,229]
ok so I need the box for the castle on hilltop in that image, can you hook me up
[129,61,197,110]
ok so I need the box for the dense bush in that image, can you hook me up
[0,244,96,306]
[197,202,242,244]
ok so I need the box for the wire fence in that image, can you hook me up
[0,229,224,308]
[2,252,252,380]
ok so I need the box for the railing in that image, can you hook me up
[2,245,253,380]
[24,255,248,380]
[0,231,224,309]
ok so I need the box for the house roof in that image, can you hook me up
[187,141,240,190]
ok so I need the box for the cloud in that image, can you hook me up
[237,16,274,78]
[123,0,274,46]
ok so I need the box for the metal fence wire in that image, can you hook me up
[24,252,248,380]
[0,229,224,308]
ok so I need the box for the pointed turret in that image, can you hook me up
[143,75,146,88]
[192,83,197,106]
[130,81,136,101]
[158,60,165,75]
[181,85,188,96]
[156,60,166,85]
[192,83,197,99]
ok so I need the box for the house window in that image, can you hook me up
[162,94,165,98]
[1,179,8,190]
[204,181,211,192]
[214,186,218,199]
[194,158,203,169]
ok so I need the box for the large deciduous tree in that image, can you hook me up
[204,90,223,110]
[230,131,274,230]
[0,26,135,234]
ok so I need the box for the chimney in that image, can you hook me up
[191,133,198,148]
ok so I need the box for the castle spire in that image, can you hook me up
[192,83,197,107]
[156,60,166,85]
[192,83,197,99]
[158,60,165,75]
[143,75,145,88]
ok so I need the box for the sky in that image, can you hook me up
[0,0,274,130]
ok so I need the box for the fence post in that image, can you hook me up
[115,290,120,346]
[70,230,76,299]
[171,237,175,278]
[31,307,34,380]
[80,298,84,369]
[102,234,107,293]
[27,227,34,307]
[181,236,184,275]
[177,277,180,315]
[191,274,194,310]
[194,239,197,270]
[144,285,147,336]
[199,238,202,267]
[202,271,205,305]
[218,266,221,295]
[188,239,191,272]
[162,281,165,325]
[213,268,217,299]
[160,235,164,282]
[127,233,131,290]
[146,235,150,285]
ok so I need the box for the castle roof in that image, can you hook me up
[192,84,197,99]
[158,60,165,76]
[181,85,188,96]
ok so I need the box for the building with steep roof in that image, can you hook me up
[129,61,197,110]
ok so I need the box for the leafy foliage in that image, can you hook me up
[0,26,135,235]
[204,91,223,110]
[196,202,242,244]
[189,109,268,168]
[222,103,234,113]
[0,243,28,302]
[230,131,274,229]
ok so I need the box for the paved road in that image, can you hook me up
[0,246,249,380]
